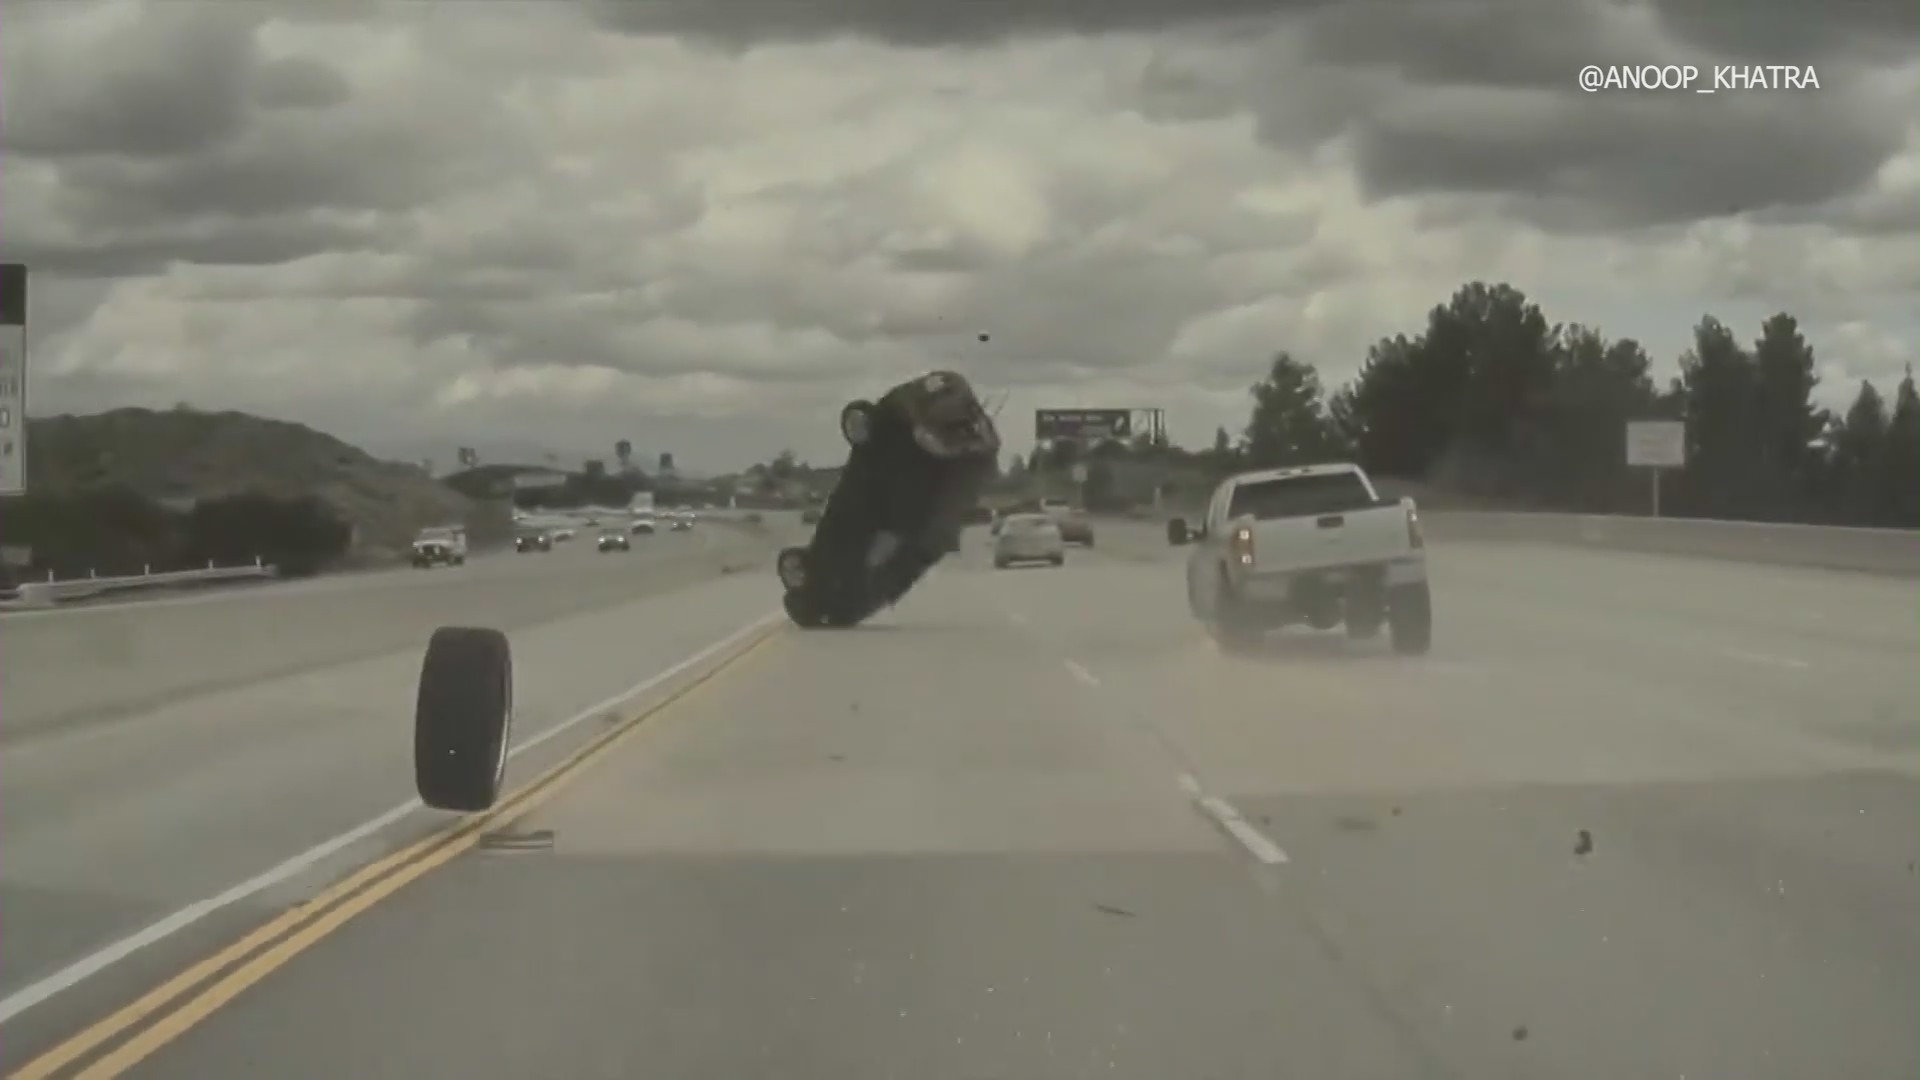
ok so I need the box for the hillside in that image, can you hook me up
[25,407,504,558]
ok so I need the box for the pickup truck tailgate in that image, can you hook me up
[1245,505,1412,573]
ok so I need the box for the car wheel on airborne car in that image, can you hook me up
[841,399,876,446]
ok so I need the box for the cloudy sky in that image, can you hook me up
[4,0,1915,472]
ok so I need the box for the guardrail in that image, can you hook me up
[1097,507,1918,577]
[1,559,279,608]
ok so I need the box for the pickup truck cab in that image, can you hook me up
[1167,463,1430,654]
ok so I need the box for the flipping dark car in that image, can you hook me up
[776,371,1001,627]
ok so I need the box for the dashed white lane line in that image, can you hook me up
[1006,610,1029,626]
[1177,772,1289,865]
[1048,648,1288,868]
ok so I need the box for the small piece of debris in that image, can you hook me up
[1092,903,1136,918]
[1390,806,1403,817]
[829,754,846,762]
[1575,830,1594,857]
[1512,1025,1529,1041]
[479,828,556,851]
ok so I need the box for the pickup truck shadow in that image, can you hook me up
[1213,630,1404,665]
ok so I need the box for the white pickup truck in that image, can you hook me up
[1167,463,1430,654]
[411,525,469,569]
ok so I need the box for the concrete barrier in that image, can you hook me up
[0,526,785,743]
[5,563,279,609]
[1419,512,1918,577]
[1100,508,1918,577]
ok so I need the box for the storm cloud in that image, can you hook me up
[1,0,1912,470]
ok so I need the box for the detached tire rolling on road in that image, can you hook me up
[414,626,514,812]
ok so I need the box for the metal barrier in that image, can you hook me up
[1097,507,1918,577]
[3,560,279,608]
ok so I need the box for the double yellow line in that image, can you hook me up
[12,625,783,1080]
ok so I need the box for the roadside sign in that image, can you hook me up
[0,264,25,496]
[1037,409,1132,441]
[1625,421,1684,468]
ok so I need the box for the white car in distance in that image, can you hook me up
[993,513,1066,568]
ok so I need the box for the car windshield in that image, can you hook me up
[6,8,1913,1080]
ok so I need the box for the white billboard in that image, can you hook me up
[1625,421,1684,468]
[0,324,23,495]
[509,468,569,491]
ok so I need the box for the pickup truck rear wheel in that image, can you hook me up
[1209,575,1265,652]
[1387,582,1432,655]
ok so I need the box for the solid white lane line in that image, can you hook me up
[1064,659,1100,687]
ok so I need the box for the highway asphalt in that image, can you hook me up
[3,520,1915,1079]
[0,520,782,1056]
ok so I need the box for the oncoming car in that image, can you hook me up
[597,529,631,553]
[993,513,1066,568]
[514,532,552,553]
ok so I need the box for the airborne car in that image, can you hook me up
[775,370,1002,627]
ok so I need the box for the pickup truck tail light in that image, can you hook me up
[1229,525,1255,566]
[1406,506,1425,550]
